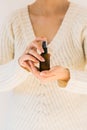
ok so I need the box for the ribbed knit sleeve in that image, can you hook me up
[65,26,87,94]
[0,16,29,92]
[65,70,87,94]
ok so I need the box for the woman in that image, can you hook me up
[0,0,87,129]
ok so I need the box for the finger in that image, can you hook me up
[29,61,41,77]
[31,41,44,53]
[30,37,47,53]
[28,61,34,73]
[40,66,59,77]
[40,75,57,82]
[25,37,47,54]
[45,75,57,81]
[29,49,45,62]
[29,61,37,72]
[40,69,55,77]
[22,54,39,63]
[35,37,47,49]
[20,61,32,72]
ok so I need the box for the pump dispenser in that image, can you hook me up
[40,41,50,71]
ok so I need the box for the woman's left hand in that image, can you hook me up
[30,61,70,83]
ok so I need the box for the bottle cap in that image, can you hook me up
[42,41,47,53]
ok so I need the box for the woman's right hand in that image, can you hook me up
[18,37,46,72]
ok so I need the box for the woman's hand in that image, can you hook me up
[18,36,70,85]
[40,66,70,82]
[18,37,46,72]
[30,62,70,83]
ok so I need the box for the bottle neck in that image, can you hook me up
[44,47,47,54]
[42,41,48,54]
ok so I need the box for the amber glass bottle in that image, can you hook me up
[40,41,50,71]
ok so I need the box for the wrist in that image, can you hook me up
[57,68,70,88]
[64,68,70,81]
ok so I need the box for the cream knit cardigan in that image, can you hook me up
[0,2,87,130]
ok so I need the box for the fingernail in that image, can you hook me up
[42,49,44,53]
[42,58,45,62]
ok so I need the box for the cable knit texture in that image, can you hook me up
[0,2,87,130]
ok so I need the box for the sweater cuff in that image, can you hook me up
[64,69,87,94]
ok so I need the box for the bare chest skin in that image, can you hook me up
[29,13,64,44]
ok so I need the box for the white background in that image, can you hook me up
[0,0,87,129]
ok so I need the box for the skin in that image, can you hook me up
[19,0,70,84]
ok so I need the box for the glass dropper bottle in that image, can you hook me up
[39,41,50,71]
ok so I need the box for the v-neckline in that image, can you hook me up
[24,2,73,48]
